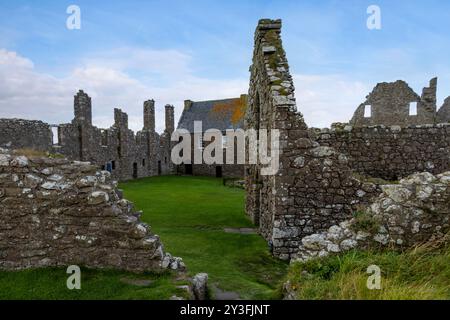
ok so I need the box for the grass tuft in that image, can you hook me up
[284,240,450,300]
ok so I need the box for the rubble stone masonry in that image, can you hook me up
[0,148,183,272]
[0,119,53,152]
[311,123,450,181]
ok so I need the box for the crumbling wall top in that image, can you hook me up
[114,108,129,129]
[350,78,441,127]
[252,19,297,109]
[438,96,450,123]
[74,90,92,125]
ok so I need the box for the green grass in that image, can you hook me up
[120,176,288,300]
[0,175,285,300]
[285,242,450,300]
[0,268,190,300]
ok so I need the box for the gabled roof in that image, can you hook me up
[177,96,247,132]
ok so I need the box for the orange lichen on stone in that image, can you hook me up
[211,97,247,126]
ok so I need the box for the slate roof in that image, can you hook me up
[177,97,246,132]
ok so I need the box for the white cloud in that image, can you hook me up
[82,47,193,78]
[0,48,247,132]
[0,49,74,123]
[293,74,371,128]
[0,48,371,133]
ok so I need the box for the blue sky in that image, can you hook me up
[1,0,450,131]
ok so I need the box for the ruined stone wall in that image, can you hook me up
[0,149,183,272]
[311,123,450,181]
[245,19,450,261]
[245,19,380,260]
[0,90,175,182]
[290,171,450,263]
[350,78,450,127]
[0,119,53,152]
[437,97,450,123]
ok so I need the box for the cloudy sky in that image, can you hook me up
[1,0,450,132]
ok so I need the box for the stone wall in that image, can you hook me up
[178,163,245,178]
[0,148,183,272]
[0,119,53,152]
[291,171,450,263]
[245,19,379,260]
[176,133,245,178]
[311,123,450,181]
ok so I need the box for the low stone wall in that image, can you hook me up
[291,171,450,263]
[0,148,183,272]
[0,119,52,152]
[270,140,382,260]
[311,123,450,181]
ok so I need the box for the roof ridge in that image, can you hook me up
[191,97,240,104]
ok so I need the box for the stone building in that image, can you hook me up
[0,90,175,181]
[176,96,247,178]
[244,19,450,260]
[350,78,450,127]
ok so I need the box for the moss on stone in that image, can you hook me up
[351,211,380,234]
[264,29,284,70]
[271,79,282,86]
[279,88,289,96]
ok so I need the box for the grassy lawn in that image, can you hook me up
[0,175,286,300]
[120,175,288,300]
[0,268,190,300]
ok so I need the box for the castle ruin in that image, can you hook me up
[0,18,449,266]
[245,19,450,260]
[0,90,174,181]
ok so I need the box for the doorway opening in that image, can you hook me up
[133,162,138,179]
[184,164,193,175]
[215,166,223,178]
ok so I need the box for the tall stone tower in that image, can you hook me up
[74,90,92,125]
[165,104,175,134]
[143,100,155,131]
